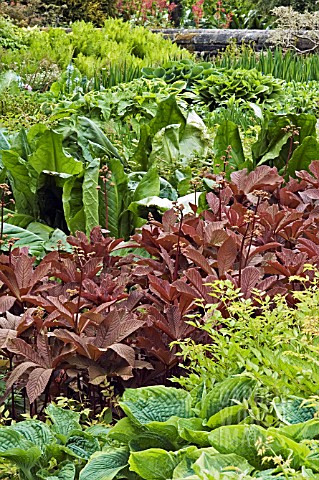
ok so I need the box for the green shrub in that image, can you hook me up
[172,274,319,401]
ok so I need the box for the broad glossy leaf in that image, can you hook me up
[273,398,316,425]
[129,447,195,480]
[29,130,83,176]
[79,447,129,480]
[120,386,193,425]
[149,124,180,167]
[83,158,100,235]
[179,111,208,162]
[76,116,125,165]
[1,223,45,256]
[177,418,211,447]
[149,96,186,137]
[206,405,249,429]
[213,121,246,172]
[2,150,38,216]
[287,137,319,178]
[193,452,254,477]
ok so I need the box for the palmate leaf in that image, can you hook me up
[120,386,193,425]
[79,447,129,480]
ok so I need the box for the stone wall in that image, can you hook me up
[151,28,318,56]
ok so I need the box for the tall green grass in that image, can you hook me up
[213,44,319,82]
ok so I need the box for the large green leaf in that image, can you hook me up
[273,398,316,425]
[29,130,83,176]
[286,137,319,177]
[200,377,256,420]
[177,418,211,447]
[62,175,85,234]
[1,223,45,256]
[0,446,42,479]
[206,405,249,429]
[83,158,100,235]
[172,447,219,479]
[2,150,38,216]
[101,158,129,238]
[149,124,180,167]
[149,96,186,137]
[79,447,129,480]
[208,424,267,469]
[179,111,208,163]
[129,447,196,480]
[120,386,193,426]
[45,405,81,440]
[76,116,125,165]
[213,120,246,172]
[66,433,100,460]
[132,168,160,203]
[11,420,54,451]
[276,419,319,442]
[193,452,254,478]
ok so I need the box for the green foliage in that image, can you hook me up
[172,277,319,404]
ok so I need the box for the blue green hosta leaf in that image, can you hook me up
[29,130,83,176]
[66,433,100,459]
[11,420,54,451]
[120,386,193,425]
[0,428,31,451]
[45,405,81,440]
[79,447,129,480]
[129,431,176,452]
[273,398,316,425]
[200,377,256,420]
[85,425,110,438]
[37,461,76,480]
[129,447,196,480]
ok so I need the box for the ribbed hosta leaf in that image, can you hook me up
[200,377,256,420]
[0,428,29,451]
[79,447,129,480]
[11,420,54,451]
[120,386,193,425]
[45,404,81,439]
[274,398,316,425]
[66,433,100,459]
